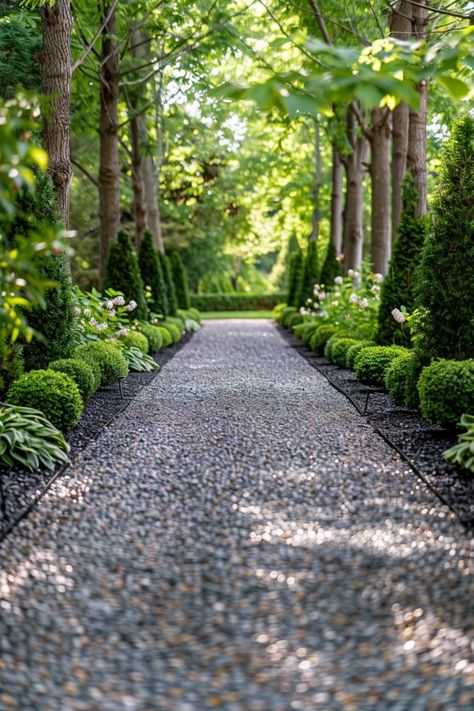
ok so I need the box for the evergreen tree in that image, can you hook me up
[104,231,147,321]
[320,239,342,289]
[158,251,178,316]
[298,239,319,307]
[138,230,168,316]
[377,174,427,346]
[170,250,191,309]
[287,251,304,307]
[415,115,474,361]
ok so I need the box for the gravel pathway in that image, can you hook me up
[0,320,472,711]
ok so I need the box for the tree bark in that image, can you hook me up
[407,0,429,218]
[370,107,392,274]
[39,0,73,225]
[129,107,147,246]
[310,115,322,243]
[343,108,368,273]
[330,146,343,254]
[390,1,412,239]
[98,2,120,283]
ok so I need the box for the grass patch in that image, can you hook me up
[201,311,273,320]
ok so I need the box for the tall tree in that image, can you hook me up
[369,107,391,274]
[342,108,368,272]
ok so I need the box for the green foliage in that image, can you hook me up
[319,241,342,291]
[157,326,173,348]
[287,313,305,329]
[401,352,424,410]
[384,351,414,405]
[417,359,474,429]
[324,334,346,360]
[0,14,41,100]
[23,254,76,370]
[166,316,185,337]
[170,251,191,310]
[7,370,83,433]
[298,239,319,308]
[158,252,178,316]
[287,251,304,307]
[120,347,159,372]
[415,116,474,361]
[48,358,96,402]
[377,175,427,346]
[354,346,409,386]
[119,331,149,355]
[160,322,181,344]
[0,344,24,396]
[281,307,298,328]
[104,232,147,321]
[74,342,128,388]
[0,404,69,472]
[443,415,474,473]
[185,307,201,324]
[138,231,168,317]
[139,323,163,353]
[309,325,338,354]
[346,341,375,370]
[329,338,359,367]
[191,292,284,312]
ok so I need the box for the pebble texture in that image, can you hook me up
[0,320,473,711]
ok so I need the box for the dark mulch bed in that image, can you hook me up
[281,328,474,531]
[0,333,193,540]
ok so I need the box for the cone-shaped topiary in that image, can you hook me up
[298,239,319,307]
[170,250,191,309]
[138,230,168,317]
[320,240,342,289]
[377,174,427,346]
[158,251,178,316]
[287,251,304,307]
[104,231,147,321]
[415,115,474,361]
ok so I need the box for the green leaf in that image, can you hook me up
[438,76,470,99]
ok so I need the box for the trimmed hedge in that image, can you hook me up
[49,358,96,402]
[119,331,149,354]
[157,326,173,348]
[329,338,359,367]
[138,323,163,353]
[355,346,409,385]
[309,325,338,354]
[384,351,414,405]
[418,359,474,429]
[191,292,285,312]
[346,341,376,370]
[74,342,128,388]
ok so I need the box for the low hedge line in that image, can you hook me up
[190,293,285,312]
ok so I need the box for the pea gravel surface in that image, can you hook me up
[0,320,473,711]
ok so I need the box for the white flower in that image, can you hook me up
[317,291,326,301]
[107,309,116,318]
[331,300,339,307]
[349,293,358,304]
[319,310,329,318]
[334,276,343,285]
[371,284,380,294]
[113,295,126,306]
[391,308,406,324]
[83,308,91,316]
[106,300,115,310]
[127,300,137,312]
[374,273,384,283]
[89,317,101,329]
[353,270,360,278]
[359,298,369,309]
[117,328,129,336]
[347,269,354,277]
[73,306,81,315]
[306,298,312,304]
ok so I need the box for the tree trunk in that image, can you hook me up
[407,0,429,218]
[310,115,322,242]
[98,2,120,282]
[343,109,368,273]
[330,146,343,254]
[370,107,391,274]
[129,108,147,246]
[39,0,73,225]
[390,1,412,239]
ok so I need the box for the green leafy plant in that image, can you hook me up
[298,239,319,308]
[417,359,474,429]
[7,369,83,432]
[170,250,191,310]
[0,404,69,472]
[287,251,303,307]
[74,342,128,388]
[354,346,409,386]
[329,338,359,367]
[104,231,147,321]
[443,415,474,473]
[157,326,173,348]
[346,341,376,370]
[48,358,96,402]
[138,323,163,352]
[138,230,168,317]
[73,287,138,343]
[119,331,149,354]
[121,346,159,373]
[384,351,414,405]
[309,325,339,354]
[158,252,178,316]
[320,240,342,289]
[160,322,181,344]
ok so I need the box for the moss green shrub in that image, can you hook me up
[158,252,178,316]
[324,334,344,360]
[7,369,83,432]
[138,230,168,317]
[287,251,303,307]
[300,322,320,345]
[0,344,24,396]
[280,306,297,327]
[309,325,338,354]
[403,353,424,410]
[384,351,414,405]
[377,174,427,346]
[119,331,149,354]
[49,358,96,402]
[330,338,359,367]
[166,316,185,336]
[346,341,376,370]
[415,116,474,361]
[287,313,305,329]
[74,342,128,387]
[320,239,342,288]
[355,346,409,386]
[417,359,474,429]
[187,307,201,324]
[298,239,319,307]
[170,251,191,309]
[104,231,147,321]
[157,326,173,348]
[138,323,163,353]
[161,322,181,344]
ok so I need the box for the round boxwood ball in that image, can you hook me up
[157,326,173,348]
[139,323,163,353]
[355,346,409,386]
[417,359,474,429]
[119,331,149,354]
[7,369,83,432]
[330,338,359,367]
[49,358,96,402]
[74,341,129,387]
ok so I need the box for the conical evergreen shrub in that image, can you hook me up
[415,115,474,361]
[170,250,191,309]
[377,174,427,346]
[138,230,168,316]
[287,251,304,307]
[158,251,178,316]
[298,239,319,307]
[320,240,342,288]
[104,231,147,321]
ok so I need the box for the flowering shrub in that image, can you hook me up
[73,287,137,344]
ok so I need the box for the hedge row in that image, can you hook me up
[190,292,286,312]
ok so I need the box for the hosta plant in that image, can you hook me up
[443,415,474,473]
[0,405,70,472]
[120,346,159,373]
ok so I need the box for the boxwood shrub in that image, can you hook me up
[119,331,149,354]
[161,322,182,343]
[74,342,129,388]
[49,358,96,402]
[384,351,414,405]
[191,292,286,312]
[287,312,305,329]
[7,370,83,432]
[157,326,173,348]
[330,338,359,367]
[138,323,163,353]
[355,346,409,386]
[280,307,298,328]
[309,325,338,355]
[417,359,474,429]
[346,341,376,370]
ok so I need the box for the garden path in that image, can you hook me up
[0,320,472,710]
